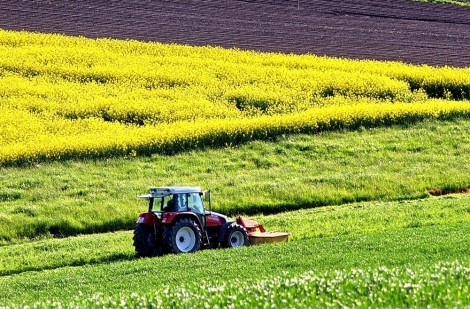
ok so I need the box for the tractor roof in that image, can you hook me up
[139,186,202,198]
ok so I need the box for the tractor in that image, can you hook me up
[133,187,288,256]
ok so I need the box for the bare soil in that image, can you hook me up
[0,0,469,67]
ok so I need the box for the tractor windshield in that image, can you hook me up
[176,193,204,213]
[189,193,204,213]
[146,192,204,213]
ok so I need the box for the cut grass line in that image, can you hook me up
[1,193,469,277]
[0,223,468,306]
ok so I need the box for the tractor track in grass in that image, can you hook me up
[0,0,469,67]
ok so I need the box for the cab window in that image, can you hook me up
[175,193,204,213]
[188,193,204,214]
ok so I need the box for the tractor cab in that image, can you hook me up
[139,187,205,211]
[137,187,226,233]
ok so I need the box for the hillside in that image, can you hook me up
[0,0,469,307]
[1,195,469,306]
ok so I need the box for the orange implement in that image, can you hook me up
[236,216,290,245]
[248,231,290,245]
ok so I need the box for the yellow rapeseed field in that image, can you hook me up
[1,29,470,165]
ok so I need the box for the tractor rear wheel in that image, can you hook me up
[224,224,249,248]
[133,224,162,257]
[164,218,202,253]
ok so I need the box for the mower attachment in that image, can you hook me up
[236,216,290,245]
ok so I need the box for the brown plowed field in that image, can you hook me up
[1,0,469,67]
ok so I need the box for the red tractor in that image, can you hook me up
[133,187,288,256]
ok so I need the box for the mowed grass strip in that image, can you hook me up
[1,118,470,244]
[0,222,468,306]
[1,193,469,277]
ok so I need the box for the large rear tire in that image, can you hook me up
[164,218,202,254]
[224,224,249,248]
[133,224,162,257]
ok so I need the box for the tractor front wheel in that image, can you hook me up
[164,218,202,253]
[133,224,161,257]
[224,224,249,248]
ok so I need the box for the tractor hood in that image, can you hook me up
[206,211,229,224]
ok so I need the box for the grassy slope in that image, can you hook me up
[0,194,469,306]
[2,193,469,277]
[2,225,468,307]
[1,118,470,244]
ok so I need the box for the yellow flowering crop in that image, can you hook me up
[0,29,469,165]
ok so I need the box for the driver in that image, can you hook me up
[163,199,174,212]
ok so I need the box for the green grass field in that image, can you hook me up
[1,118,470,245]
[2,15,470,306]
[1,194,469,307]
[2,192,469,277]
